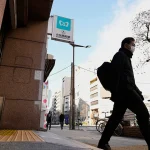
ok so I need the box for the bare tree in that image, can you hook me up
[132,10,150,69]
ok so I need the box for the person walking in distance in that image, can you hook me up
[59,113,65,130]
[97,37,150,150]
[46,111,52,131]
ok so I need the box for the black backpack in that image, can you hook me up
[97,62,113,92]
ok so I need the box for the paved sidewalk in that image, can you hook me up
[112,145,148,150]
[0,128,147,150]
[0,142,96,150]
[47,128,148,150]
[0,129,100,150]
[36,130,100,150]
[87,143,148,150]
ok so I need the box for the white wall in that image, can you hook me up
[62,77,71,97]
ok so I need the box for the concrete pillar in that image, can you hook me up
[0,21,48,130]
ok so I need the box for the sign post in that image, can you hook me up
[48,15,91,130]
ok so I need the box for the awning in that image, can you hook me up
[44,59,55,82]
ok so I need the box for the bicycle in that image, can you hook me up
[96,112,124,136]
[96,111,109,133]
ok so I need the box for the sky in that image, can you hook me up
[47,0,150,96]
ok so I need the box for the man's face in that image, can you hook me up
[125,40,135,53]
[130,40,135,48]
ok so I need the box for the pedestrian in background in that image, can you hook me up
[59,113,65,130]
[46,111,52,131]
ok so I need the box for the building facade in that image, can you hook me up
[75,66,91,125]
[0,0,55,130]
[40,81,51,129]
[64,95,70,115]
[62,77,71,116]
[90,76,101,125]
[51,90,62,124]
[89,75,113,125]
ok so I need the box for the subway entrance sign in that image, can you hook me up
[51,15,74,43]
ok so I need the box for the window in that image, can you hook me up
[91,100,98,106]
[90,78,97,85]
[90,92,98,98]
[90,85,98,92]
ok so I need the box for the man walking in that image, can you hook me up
[46,111,52,131]
[59,113,65,130]
[98,37,150,150]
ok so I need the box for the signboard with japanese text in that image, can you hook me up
[51,15,74,43]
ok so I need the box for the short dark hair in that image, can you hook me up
[121,37,135,48]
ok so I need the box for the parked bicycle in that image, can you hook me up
[96,112,124,136]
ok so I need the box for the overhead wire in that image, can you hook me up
[49,65,71,77]
[75,65,96,74]
[48,64,150,85]
[75,65,150,85]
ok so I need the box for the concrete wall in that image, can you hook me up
[0,21,48,129]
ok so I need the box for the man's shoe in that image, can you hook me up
[97,144,111,150]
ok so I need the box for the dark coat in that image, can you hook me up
[111,48,144,101]
[59,114,64,122]
[46,113,52,122]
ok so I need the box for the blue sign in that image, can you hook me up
[65,114,69,125]
[56,16,71,31]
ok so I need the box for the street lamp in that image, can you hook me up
[69,42,91,130]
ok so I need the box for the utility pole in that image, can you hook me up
[72,45,75,130]
[69,62,73,130]
[70,49,75,129]
[69,42,91,130]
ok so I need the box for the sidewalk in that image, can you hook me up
[0,130,100,150]
[46,128,148,150]
[0,129,147,150]
[36,130,100,150]
[0,142,99,150]
[86,143,148,150]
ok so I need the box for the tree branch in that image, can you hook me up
[146,23,150,42]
